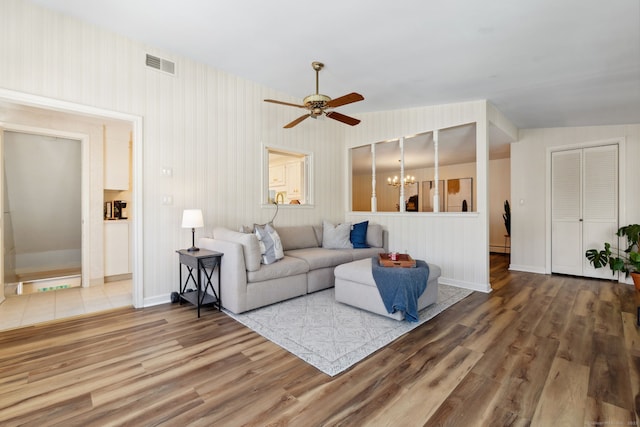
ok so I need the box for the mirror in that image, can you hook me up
[264,146,312,205]
[350,123,477,212]
[350,144,372,211]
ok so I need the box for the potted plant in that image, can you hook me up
[503,200,511,236]
[585,224,640,289]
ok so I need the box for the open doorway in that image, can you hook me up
[0,88,143,315]
[3,131,82,295]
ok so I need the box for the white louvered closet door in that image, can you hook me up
[582,145,618,279]
[551,145,618,278]
[551,149,583,275]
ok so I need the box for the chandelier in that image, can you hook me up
[387,175,416,187]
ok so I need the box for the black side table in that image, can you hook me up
[176,249,223,317]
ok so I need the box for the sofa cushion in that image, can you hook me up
[213,227,262,272]
[322,221,353,249]
[313,225,323,246]
[276,225,319,251]
[286,247,354,270]
[350,221,369,248]
[366,223,384,248]
[254,223,284,264]
[247,256,309,282]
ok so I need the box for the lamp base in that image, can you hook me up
[187,228,199,252]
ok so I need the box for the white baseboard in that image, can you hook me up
[438,277,492,293]
[509,264,546,274]
[144,293,172,307]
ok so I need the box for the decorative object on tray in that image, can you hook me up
[378,252,416,268]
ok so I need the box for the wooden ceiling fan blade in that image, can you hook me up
[325,92,364,108]
[264,99,306,108]
[325,111,361,126]
[284,114,311,128]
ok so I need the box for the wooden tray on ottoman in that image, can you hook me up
[378,253,416,268]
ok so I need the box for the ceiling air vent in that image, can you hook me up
[145,54,176,76]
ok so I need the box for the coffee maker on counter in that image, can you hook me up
[113,200,127,219]
[105,200,128,220]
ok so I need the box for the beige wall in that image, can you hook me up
[1,0,524,298]
[1,0,347,304]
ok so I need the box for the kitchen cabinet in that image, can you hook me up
[286,161,303,201]
[104,221,130,276]
[104,127,131,190]
[269,164,285,186]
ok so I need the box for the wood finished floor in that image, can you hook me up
[1,254,639,426]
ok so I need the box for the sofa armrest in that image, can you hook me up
[198,237,248,314]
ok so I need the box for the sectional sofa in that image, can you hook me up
[198,223,387,314]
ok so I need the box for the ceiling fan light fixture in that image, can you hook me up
[303,93,331,109]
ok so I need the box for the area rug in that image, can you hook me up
[224,284,473,376]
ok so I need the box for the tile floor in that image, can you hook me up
[0,280,132,332]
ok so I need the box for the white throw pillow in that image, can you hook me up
[322,220,353,249]
[366,223,384,248]
[254,223,284,264]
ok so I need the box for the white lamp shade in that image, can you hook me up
[181,209,204,228]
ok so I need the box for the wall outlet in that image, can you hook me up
[162,195,173,205]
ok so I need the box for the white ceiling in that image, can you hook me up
[28,0,640,130]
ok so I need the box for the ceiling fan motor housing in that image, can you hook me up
[304,93,331,116]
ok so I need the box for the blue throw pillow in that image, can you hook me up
[350,221,369,248]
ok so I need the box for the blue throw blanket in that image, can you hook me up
[371,257,430,322]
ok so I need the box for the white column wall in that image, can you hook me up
[345,100,495,292]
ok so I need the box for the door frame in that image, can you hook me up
[1,125,89,288]
[545,137,627,278]
[0,88,144,308]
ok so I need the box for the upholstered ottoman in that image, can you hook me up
[334,257,441,320]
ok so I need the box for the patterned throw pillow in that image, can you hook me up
[254,223,284,264]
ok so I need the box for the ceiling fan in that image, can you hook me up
[264,61,364,128]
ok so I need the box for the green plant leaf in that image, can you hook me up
[585,225,640,276]
[617,224,640,253]
[585,248,609,269]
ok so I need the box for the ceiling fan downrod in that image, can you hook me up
[312,61,324,95]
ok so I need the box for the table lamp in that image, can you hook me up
[181,209,204,251]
